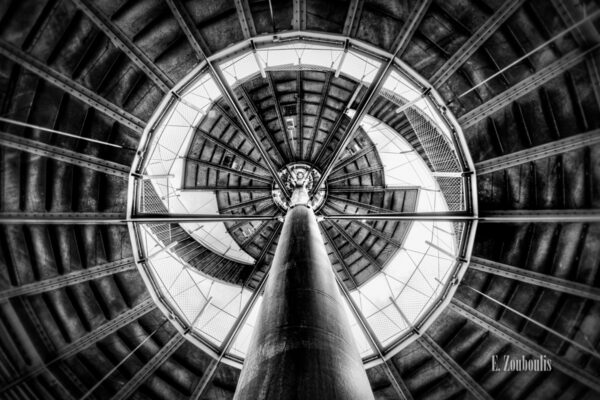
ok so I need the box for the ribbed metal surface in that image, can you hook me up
[0,0,598,399]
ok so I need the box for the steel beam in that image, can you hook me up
[0,298,156,395]
[455,8,600,100]
[0,212,125,225]
[479,209,600,223]
[331,145,376,174]
[475,129,600,174]
[328,194,399,214]
[551,0,600,110]
[133,214,279,224]
[469,256,600,302]
[327,166,381,184]
[312,92,355,166]
[0,302,76,400]
[430,0,526,86]
[312,59,394,192]
[418,333,493,400]
[329,186,390,194]
[322,205,404,247]
[333,274,413,400]
[465,284,600,359]
[212,103,249,137]
[189,358,219,400]
[223,271,270,353]
[181,185,271,192]
[322,209,600,222]
[192,262,272,399]
[71,0,173,93]
[186,158,272,184]
[233,0,257,39]
[47,299,155,361]
[164,0,211,59]
[111,333,185,400]
[0,213,279,224]
[343,0,364,37]
[459,45,599,128]
[328,185,387,193]
[227,204,279,232]
[307,71,332,161]
[426,240,456,260]
[586,56,600,113]
[325,220,382,271]
[549,0,588,45]
[0,41,144,132]
[296,70,304,160]
[322,211,473,221]
[196,128,269,172]
[0,132,130,178]
[0,117,123,149]
[219,195,273,213]
[78,319,171,400]
[0,258,135,302]
[242,223,281,287]
[389,0,433,55]
[321,225,359,288]
[292,0,306,30]
[266,73,295,160]
[382,359,415,400]
[450,298,600,393]
[240,220,273,248]
[237,85,287,166]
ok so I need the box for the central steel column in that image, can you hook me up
[234,184,374,400]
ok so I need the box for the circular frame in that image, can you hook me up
[126,31,478,369]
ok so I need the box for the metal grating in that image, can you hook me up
[435,176,464,212]
[141,179,170,214]
[403,107,459,173]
